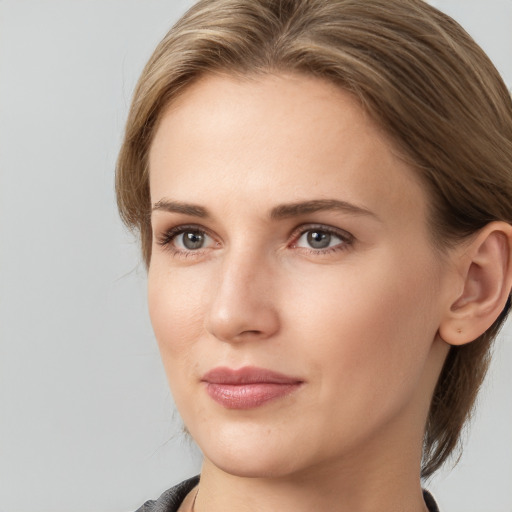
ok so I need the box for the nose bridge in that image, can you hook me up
[206,242,279,342]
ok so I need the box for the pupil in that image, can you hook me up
[307,231,331,249]
[183,231,204,250]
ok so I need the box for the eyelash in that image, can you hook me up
[291,225,354,255]
[155,224,215,258]
[155,224,354,258]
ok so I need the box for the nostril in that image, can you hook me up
[206,306,280,343]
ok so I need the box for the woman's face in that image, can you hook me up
[148,73,453,478]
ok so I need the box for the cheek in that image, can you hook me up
[285,250,442,402]
[147,264,208,369]
[147,265,213,428]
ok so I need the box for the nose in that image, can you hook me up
[205,248,280,343]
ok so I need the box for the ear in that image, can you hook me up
[439,221,512,346]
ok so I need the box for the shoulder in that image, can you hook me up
[134,475,200,512]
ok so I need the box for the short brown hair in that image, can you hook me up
[116,0,512,477]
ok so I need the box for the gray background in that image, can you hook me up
[0,1,510,511]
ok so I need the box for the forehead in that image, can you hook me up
[149,72,428,225]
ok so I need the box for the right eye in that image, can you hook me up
[157,226,216,254]
[174,230,211,250]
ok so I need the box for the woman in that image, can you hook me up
[116,0,512,510]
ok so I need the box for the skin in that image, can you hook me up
[147,72,457,512]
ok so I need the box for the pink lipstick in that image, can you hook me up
[202,366,303,409]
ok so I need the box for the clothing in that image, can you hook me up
[135,475,440,512]
[134,476,200,512]
[423,489,441,512]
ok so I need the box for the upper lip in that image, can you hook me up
[202,366,303,385]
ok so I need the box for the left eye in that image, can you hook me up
[295,229,344,250]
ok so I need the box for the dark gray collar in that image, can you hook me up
[135,476,441,512]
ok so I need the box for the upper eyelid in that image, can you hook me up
[155,224,215,246]
[156,223,212,237]
[290,223,354,241]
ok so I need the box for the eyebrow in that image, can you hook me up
[152,199,209,217]
[151,198,377,220]
[270,199,377,220]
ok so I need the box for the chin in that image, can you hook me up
[194,421,309,479]
[206,450,300,479]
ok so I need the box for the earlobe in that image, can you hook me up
[439,222,512,346]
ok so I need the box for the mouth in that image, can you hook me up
[201,366,304,409]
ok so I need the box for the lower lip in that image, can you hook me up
[205,382,301,409]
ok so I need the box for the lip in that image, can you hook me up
[201,366,303,409]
